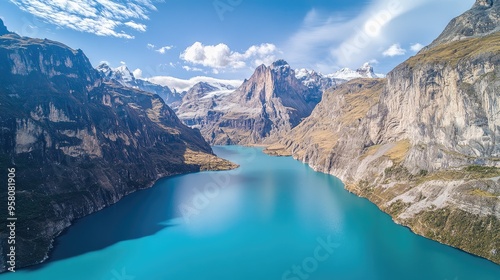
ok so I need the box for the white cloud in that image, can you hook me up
[382,43,406,57]
[132,68,143,79]
[147,43,156,49]
[120,61,126,65]
[410,43,425,52]
[169,62,176,68]
[180,42,279,71]
[9,0,159,39]
[156,45,173,54]
[182,65,203,72]
[147,76,243,92]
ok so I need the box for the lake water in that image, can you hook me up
[2,146,500,280]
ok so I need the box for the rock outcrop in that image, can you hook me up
[267,0,500,264]
[0,26,236,271]
[96,63,184,109]
[426,0,499,49]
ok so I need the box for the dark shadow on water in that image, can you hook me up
[26,175,184,271]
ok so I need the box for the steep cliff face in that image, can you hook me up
[0,27,236,271]
[177,60,319,145]
[268,1,500,264]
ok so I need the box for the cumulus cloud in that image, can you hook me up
[156,45,173,54]
[147,76,243,92]
[382,43,406,57]
[180,42,279,71]
[9,0,159,39]
[410,43,425,52]
[147,43,156,49]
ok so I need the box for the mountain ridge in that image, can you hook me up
[177,60,322,144]
[176,60,384,145]
[0,24,236,272]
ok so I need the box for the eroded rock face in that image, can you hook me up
[176,60,320,145]
[269,5,500,264]
[0,30,235,271]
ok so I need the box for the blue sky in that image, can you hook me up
[0,0,475,80]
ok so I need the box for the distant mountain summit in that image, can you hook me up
[97,63,134,83]
[96,62,184,108]
[296,62,383,93]
[176,60,384,145]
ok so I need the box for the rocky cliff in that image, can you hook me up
[0,22,236,271]
[267,0,500,264]
[177,60,320,145]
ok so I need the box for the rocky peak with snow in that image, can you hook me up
[356,62,377,78]
[0,19,9,36]
[96,62,183,107]
[426,0,499,49]
[295,62,384,98]
[176,59,321,144]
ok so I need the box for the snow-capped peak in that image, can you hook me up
[96,63,135,84]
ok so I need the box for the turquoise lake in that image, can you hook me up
[2,146,500,279]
